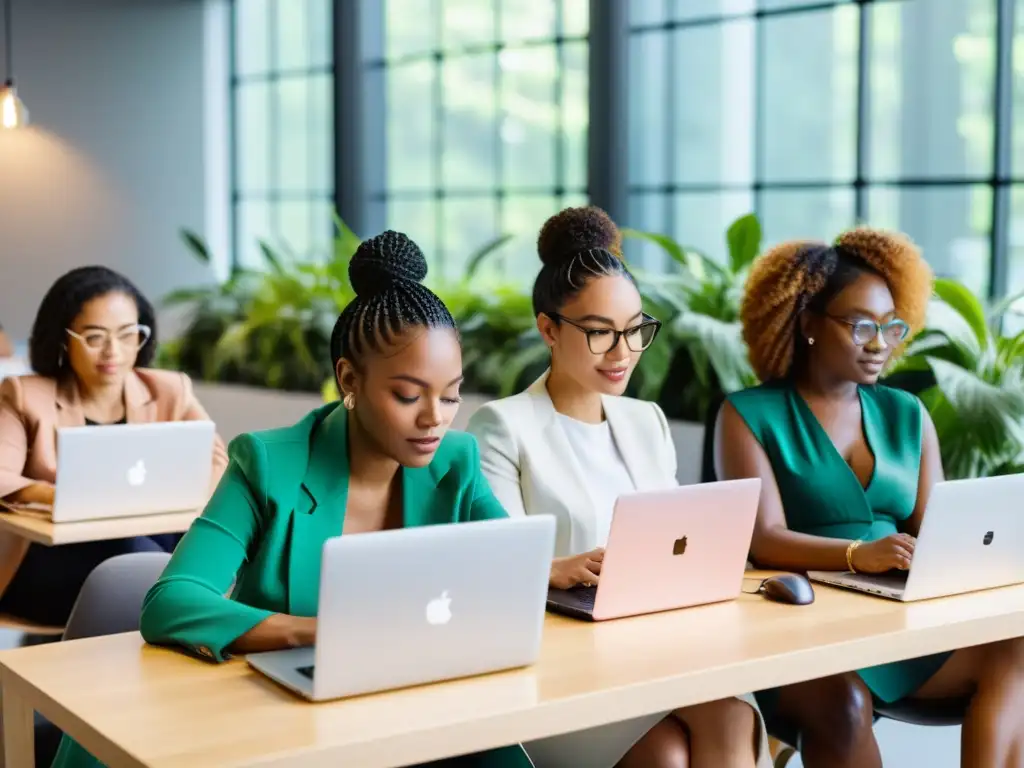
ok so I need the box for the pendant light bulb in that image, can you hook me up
[0,79,27,129]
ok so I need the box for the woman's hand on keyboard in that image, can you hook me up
[851,533,915,573]
[549,548,604,590]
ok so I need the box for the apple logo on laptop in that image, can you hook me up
[672,535,688,556]
[127,460,147,487]
[983,531,995,546]
[426,590,452,626]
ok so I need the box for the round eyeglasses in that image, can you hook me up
[65,324,152,352]
[548,313,662,355]
[828,316,909,347]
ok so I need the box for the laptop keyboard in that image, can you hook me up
[548,585,597,616]
[297,665,315,680]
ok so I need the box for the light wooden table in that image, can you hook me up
[0,510,198,546]
[5,578,1024,768]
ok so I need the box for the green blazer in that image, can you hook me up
[52,403,532,768]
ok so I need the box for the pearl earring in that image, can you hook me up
[807,337,815,346]
[342,392,355,410]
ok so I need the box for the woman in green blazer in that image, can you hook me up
[51,232,533,768]
[717,228,1024,768]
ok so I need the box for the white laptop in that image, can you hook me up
[809,473,1024,601]
[45,421,215,522]
[247,515,556,701]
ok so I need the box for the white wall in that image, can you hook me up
[0,0,229,342]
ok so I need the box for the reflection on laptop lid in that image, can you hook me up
[547,478,761,621]
[247,515,556,702]
[51,421,215,522]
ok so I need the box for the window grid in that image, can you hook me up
[230,0,335,269]
[628,0,1017,300]
[379,0,588,277]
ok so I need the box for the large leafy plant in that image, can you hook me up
[622,213,761,422]
[889,278,1024,479]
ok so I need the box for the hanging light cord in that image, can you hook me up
[3,0,12,83]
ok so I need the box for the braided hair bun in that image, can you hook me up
[536,206,623,267]
[349,230,429,296]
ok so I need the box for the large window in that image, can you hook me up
[628,0,1010,300]
[378,0,590,278]
[231,0,334,268]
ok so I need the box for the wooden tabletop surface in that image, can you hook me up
[4,576,1024,767]
[0,510,199,546]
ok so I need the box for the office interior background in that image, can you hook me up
[0,2,1016,763]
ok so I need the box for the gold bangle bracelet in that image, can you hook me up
[846,540,862,573]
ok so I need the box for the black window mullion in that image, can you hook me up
[853,0,871,222]
[229,0,240,270]
[752,11,766,223]
[554,0,567,209]
[990,0,1015,300]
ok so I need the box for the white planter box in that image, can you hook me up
[192,383,705,484]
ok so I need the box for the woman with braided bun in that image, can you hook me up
[470,206,771,768]
[716,228,1024,767]
[51,232,533,768]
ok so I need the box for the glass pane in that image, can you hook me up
[631,0,669,26]
[866,186,992,297]
[760,0,851,9]
[236,200,273,269]
[674,191,756,265]
[674,0,755,21]
[760,188,856,247]
[442,198,501,278]
[277,201,314,261]
[1014,0,1024,173]
[276,78,310,192]
[387,61,436,191]
[501,46,557,189]
[674,19,755,185]
[628,32,668,187]
[442,54,497,189]
[386,0,437,59]
[562,0,589,37]
[442,0,496,48]
[277,0,332,70]
[625,193,670,271]
[869,0,995,180]
[501,0,557,42]
[388,199,439,270]
[762,6,859,182]
[235,0,271,76]
[563,41,588,190]
[308,73,333,194]
[501,195,561,278]
[1006,185,1024,302]
[236,83,270,192]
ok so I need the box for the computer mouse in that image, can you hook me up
[760,573,815,606]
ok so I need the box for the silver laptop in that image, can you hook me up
[51,421,215,522]
[809,473,1024,601]
[247,515,556,701]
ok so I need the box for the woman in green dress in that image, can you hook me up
[50,232,534,768]
[715,228,1024,768]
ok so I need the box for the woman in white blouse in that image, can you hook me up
[467,206,770,768]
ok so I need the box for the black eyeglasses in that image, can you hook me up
[548,313,662,354]
[827,315,910,347]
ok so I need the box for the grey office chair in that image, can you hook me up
[34,552,171,767]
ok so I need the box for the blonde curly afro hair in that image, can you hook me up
[740,227,934,383]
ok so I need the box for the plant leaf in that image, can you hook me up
[725,213,762,273]
[671,312,754,394]
[180,230,212,264]
[465,233,514,279]
[257,240,286,275]
[933,278,989,352]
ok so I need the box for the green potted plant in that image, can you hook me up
[888,278,1024,479]
[622,213,761,423]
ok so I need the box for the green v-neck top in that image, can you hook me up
[727,381,950,704]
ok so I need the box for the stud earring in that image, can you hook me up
[342,392,355,410]
[807,337,815,346]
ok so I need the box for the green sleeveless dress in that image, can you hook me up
[727,381,951,708]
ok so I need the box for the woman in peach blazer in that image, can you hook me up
[0,266,226,626]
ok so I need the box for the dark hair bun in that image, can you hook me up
[348,230,428,296]
[537,206,622,267]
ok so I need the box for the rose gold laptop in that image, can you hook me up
[547,478,762,621]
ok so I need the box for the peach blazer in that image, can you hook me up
[0,368,228,601]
